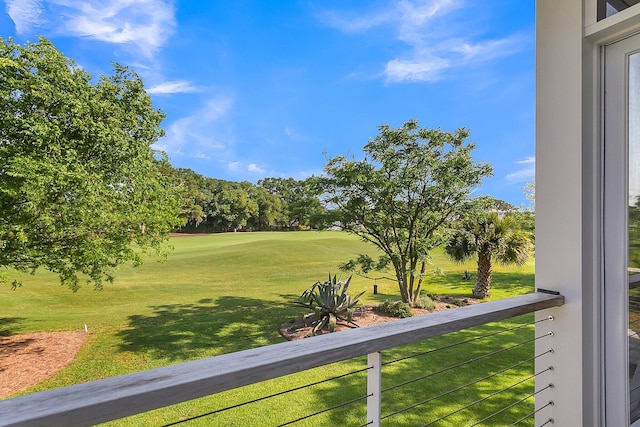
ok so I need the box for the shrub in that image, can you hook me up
[375,300,413,318]
[294,274,365,335]
[433,267,445,276]
[414,296,436,310]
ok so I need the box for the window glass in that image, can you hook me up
[629,50,640,423]
[599,0,640,20]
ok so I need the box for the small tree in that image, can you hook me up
[445,212,532,299]
[320,120,492,306]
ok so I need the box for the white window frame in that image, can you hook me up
[603,33,640,427]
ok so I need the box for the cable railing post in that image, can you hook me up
[367,351,382,427]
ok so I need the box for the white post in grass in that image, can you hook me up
[367,352,381,427]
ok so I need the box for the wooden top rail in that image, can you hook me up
[0,291,563,427]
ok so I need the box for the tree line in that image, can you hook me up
[165,169,325,233]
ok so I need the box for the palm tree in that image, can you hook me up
[445,212,532,299]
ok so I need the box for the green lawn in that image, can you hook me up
[1,231,537,426]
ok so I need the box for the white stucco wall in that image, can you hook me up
[535,1,587,425]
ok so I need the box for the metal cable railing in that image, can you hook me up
[0,291,563,427]
[374,315,555,426]
[155,314,556,426]
[161,366,371,426]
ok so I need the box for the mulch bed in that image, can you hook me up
[279,296,479,341]
[0,331,87,398]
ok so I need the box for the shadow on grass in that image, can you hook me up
[316,317,539,426]
[0,317,25,336]
[117,296,305,362]
[427,271,535,297]
[358,270,535,306]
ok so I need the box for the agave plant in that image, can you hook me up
[295,274,365,335]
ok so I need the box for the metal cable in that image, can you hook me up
[467,384,553,426]
[383,333,552,393]
[160,366,371,426]
[508,400,554,426]
[381,350,553,421]
[384,316,552,366]
[418,367,552,427]
[276,393,370,426]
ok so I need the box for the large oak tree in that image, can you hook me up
[0,38,182,290]
[321,120,492,306]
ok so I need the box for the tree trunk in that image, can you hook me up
[393,260,410,304]
[411,259,427,306]
[473,251,492,299]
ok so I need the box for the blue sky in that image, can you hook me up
[1,0,535,206]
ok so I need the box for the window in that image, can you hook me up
[599,0,640,20]
[604,33,640,426]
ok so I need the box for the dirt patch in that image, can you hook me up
[279,296,479,341]
[0,331,87,398]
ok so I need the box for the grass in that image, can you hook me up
[0,231,536,426]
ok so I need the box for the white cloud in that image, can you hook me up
[248,163,265,173]
[321,9,392,33]
[395,0,456,44]
[450,36,524,61]
[147,80,199,94]
[5,0,175,55]
[227,161,241,171]
[321,0,526,83]
[6,0,43,33]
[153,94,234,158]
[284,126,307,141]
[384,54,449,82]
[506,156,535,183]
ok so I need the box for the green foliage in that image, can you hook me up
[0,37,182,290]
[170,173,327,233]
[166,168,210,226]
[339,253,396,286]
[512,210,535,237]
[258,177,324,229]
[375,300,414,318]
[473,195,518,212]
[523,181,535,210]
[320,119,493,306]
[414,295,436,310]
[446,212,532,298]
[295,274,365,335]
[631,202,640,269]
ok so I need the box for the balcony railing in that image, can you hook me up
[0,291,563,427]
